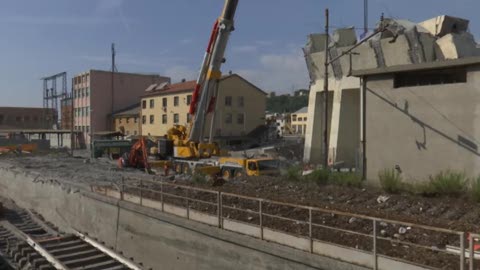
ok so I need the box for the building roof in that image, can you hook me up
[142,74,267,98]
[0,129,80,134]
[86,69,167,78]
[352,56,480,77]
[142,80,196,97]
[112,103,140,117]
[292,107,308,114]
[0,107,55,111]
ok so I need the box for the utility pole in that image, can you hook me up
[364,0,368,35]
[90,108,94,158]
[70,80,74,156]
[111,43,116,130]
[323,9,330,168]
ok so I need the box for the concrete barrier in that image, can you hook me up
[0,164,430,270]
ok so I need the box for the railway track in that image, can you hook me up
[0,203,143,270]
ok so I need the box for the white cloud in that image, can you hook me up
[179,38,194,45]
[232,45,258,53]
[95,0,125,14]
[234,50,309,93]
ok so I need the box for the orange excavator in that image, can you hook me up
[118,137,152,173]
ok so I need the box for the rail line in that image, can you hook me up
[0,203,143,270]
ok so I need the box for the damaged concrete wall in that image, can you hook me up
[303,14,480,167]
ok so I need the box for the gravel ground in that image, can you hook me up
[2,152,479,269]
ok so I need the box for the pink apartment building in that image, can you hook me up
[73,70,170,145]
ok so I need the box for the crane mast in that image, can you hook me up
[188,0,239,142]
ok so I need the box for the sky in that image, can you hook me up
[1,0,479,107]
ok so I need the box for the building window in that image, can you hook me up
[237,113,244,124]
[86,126,90,133]
[150,115,154,124]
[238,96,244,107]
[0,114,4,124]
[142,115,146,124]
[186,95,192,105]
[134,130,138,135]
[393,68,467,88]
[126,117,130,123]
[162,97,167,107]
[225,96,232,106]
[149,99,154,108]
[304,117,307,121]
[134,117,138,123]
[292,115,297,121]
[187,113,191,123]
[225,113,232,124]
[162,114,167,124]
[174,96,179,106]
[86,107,89,116]
[86,87,90,97]
[142,100,147,109]
[173,113,179,124]
[119,118,122,124]
[33,116,38,122]
[24,116,30,122]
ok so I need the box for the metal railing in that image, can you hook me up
[91,179,474,270]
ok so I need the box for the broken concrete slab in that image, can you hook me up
[419,15,469,37]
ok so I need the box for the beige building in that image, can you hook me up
[112,104,140,136]
[290,107,308,135]
[141,74,266,138]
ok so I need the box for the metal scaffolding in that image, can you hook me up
[42,72,67,128]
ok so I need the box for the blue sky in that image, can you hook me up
[1,0,479,107]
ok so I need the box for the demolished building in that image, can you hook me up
[303,15,480,181]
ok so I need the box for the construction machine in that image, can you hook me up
[118,137,152,174]
[122,0,279,178]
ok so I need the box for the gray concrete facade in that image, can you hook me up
[303,15,480,178]
[362,64,480,182]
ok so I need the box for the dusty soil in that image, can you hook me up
[166,176,480,269]
[2,153,479,269]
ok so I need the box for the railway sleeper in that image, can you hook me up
[64,253,116,268]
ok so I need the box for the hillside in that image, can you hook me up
[266,94,308,113]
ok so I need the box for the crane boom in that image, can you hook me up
[188,0,239,142]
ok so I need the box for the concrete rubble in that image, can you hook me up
[302,15,480,166]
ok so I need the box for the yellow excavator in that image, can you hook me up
[148,0,280,178]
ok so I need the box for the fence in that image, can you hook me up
[91,178,478,270]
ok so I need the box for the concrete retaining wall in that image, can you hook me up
[0,163,436,270]
[0,163,372,270]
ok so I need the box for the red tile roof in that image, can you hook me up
[143,80,196,97]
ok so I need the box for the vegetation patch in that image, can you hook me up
[378,168,403,194]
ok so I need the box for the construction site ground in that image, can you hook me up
[1,152,479,269]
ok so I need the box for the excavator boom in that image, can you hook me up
[188,0,239,142]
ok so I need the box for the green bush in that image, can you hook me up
[428,170,467,196]
[284,166,302,182]
[305,169,330,185]
[378,169,403,194]
[330,172,363,187]
[471,177,480,202]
